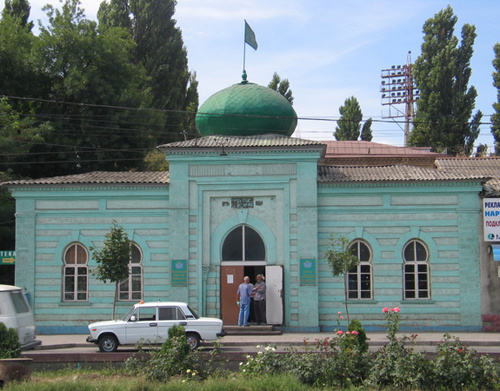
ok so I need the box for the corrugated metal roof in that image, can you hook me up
[318,164,489,183]
[436,157,500,176]
[4,171,170,186]
[158,134,325,149]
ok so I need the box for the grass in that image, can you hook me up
[3,369,330,391]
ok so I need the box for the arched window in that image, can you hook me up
[63,243,88,301]
[347,240,372,299]
[222,225,265,261]
[403,239,430,299]
[119,243,143,301]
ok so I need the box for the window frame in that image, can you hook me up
[118,243,143,302]
[346,239,373,300]
[403,239,431,300]
[221,225,266,262]
[62,242,89,302]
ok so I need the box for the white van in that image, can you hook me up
[0,285,40,349]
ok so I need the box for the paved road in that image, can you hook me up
[29,331,500,354]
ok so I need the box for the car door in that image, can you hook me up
[124,306,158,344]
[156,306,187,342]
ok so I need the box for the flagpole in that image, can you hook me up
[243,20,246,77]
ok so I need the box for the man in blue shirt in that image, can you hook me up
[236,276,253,326]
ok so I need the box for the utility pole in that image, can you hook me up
[381,52,419,146]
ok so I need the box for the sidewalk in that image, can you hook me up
[35,331,500,350]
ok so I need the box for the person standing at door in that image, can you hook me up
[237,276,253,326]
[253,274,267,325]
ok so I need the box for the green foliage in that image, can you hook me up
[492,43,500,155]
[98,0,196,144]
[334,96,362,141]
[143,149,169,171]
[91,222,131,318]
[4,371,314,391]
[432,333,500,390]
[0,321,21,359]
[0,8,38,100]
[369,308,432,389]
[2,0,33,29]
[0,98,52,163]
[268,72,294,104]
[91,222,131,284]
[325,235,358,277]
[410,5,482,156]
[360,117,373,141]
[324,235,359,323]
[0,171,16,252]
[125,325,226,382]
[240,345,285,376]
[347,319,368,353]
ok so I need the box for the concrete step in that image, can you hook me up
[223,325,282,336]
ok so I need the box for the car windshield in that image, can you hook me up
[186,305,200,319]
[123,306,136,321]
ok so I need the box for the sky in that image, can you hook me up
[3,0,500,151]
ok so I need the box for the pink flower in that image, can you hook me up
[393,307,400,313]
[337,311,342,315]
[351,330,359,335]
[346,331,351,335]
[389,308,395,312]
[382,307,389,313]
[340,316,344,319]
[337,330,343,335]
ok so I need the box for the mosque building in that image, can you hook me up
[5,75,500,333]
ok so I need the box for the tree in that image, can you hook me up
[0,98,52,165]
[2,0,33,29]
[360,118,373,141]
[335,97,362,140]
[0,4,39,101]
[492,43,500,154]
[98,0,197,144]
[410,6,482,156]
[325,235,359,324]
[23,0,157,177]
[475,144,488,157]
[91,222,131,319]
[268,72,294,104]
[143,149,168,171]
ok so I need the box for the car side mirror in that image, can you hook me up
[129,315,137,322]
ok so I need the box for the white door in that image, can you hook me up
[265,265,283,324]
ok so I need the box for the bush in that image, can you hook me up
[431,333,500,390]
[368,308,432,389]
[0,322,21,359]
[347,318,368,353]
[125,325,200,381]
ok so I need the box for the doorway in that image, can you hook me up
[220,264,283,325]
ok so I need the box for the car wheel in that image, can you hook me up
[98,335,118,352]
[186,333,200,350]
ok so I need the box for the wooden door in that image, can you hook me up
[220,266,244,325]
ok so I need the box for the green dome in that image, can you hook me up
[196,81,297,137]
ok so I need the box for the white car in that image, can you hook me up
[86,301,225,352]
[0,284,40,349]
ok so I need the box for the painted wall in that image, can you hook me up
[12,185,170,334]
[9,154,485,333]
[317,181,483,331]
[165,151,322,327]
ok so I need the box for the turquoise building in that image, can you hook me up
[5,78,493,333]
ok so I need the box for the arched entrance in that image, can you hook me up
[220,225,266,325]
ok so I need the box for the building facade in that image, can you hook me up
[5,79,496,333]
